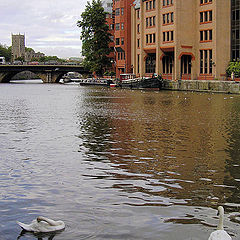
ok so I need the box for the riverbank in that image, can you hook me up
[162,79,240,94]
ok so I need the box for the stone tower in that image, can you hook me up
[12,34,25,61]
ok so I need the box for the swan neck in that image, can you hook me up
[37,216,59,226]
[217,211,224,230]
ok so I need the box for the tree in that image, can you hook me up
[77,0,113,76]
[0,44,11,61]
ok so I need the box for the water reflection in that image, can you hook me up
[1,84,240,239]
[77,89,240,209]
[17,230,60,240]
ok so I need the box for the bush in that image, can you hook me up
[226,61,240,78]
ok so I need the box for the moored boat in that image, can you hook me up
[79,78,114,86]
[118,73,163,90]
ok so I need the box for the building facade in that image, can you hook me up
[131,0,231,80]
[25,49,45,62]
[103,0,115,71]
[231,0,240,61]
[113,0,134,77]
[103,0,134,78]
[12,34,45,62]
[11,34,25,61]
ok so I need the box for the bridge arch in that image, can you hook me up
[0,65,89,83]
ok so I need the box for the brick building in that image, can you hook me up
[103,0,134,78]
[103,0,239,80]
[103,0,115,71]
[131,0,232,80]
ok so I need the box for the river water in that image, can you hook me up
[0,80,240,239]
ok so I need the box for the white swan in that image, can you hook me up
[208,206,232,240]
[17,216,65,233]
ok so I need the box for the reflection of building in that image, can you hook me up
[12,34,25,61]
[131,0,231,80]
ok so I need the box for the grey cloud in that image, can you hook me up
[0,0,86,58]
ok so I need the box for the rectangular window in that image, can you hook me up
[163,14,166,24]
[209,30,212,40]
[163,31,174,42]
[200,50,203,74]
[146,34,156,44]
[146,0,155,11]
[116,23,120,30]
[146,16,156,28]
[204,50,208,73]
[209,49,212,74]
[200,49,213,74]
[200,29,212,42]
[137,10,140,19]
[116,8,120,16]
[200,31,204,41]
[116,38,120,45]
[163,0,173,7]
[200,10,212,24]
[163,12,174,25]
[204,30,208,40]
[121,8,124,15]
[121,37,124,45]
[171,12,174,22]
[149,1,152,10]
[200,0,212,5]
[137,54,140,74]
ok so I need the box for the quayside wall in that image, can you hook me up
[162,80,240,94]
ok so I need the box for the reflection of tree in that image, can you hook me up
[80,114,112,156]
[76,90,114,159]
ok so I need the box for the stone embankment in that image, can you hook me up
[162,79,240,94]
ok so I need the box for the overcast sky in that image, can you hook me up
[0,0,88,59]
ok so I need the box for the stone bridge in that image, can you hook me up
[0,65,89,83]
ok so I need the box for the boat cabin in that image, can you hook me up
[120,73,136,82]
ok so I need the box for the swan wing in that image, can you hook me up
[208,230,232,240]
[17,220,37,232]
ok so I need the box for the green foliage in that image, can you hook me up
[77,0,113,76]
[226,61,240,78]
[25,47,34,52]
[0,44,11,61]
[104,71,116,76]
[15,56,24,62]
